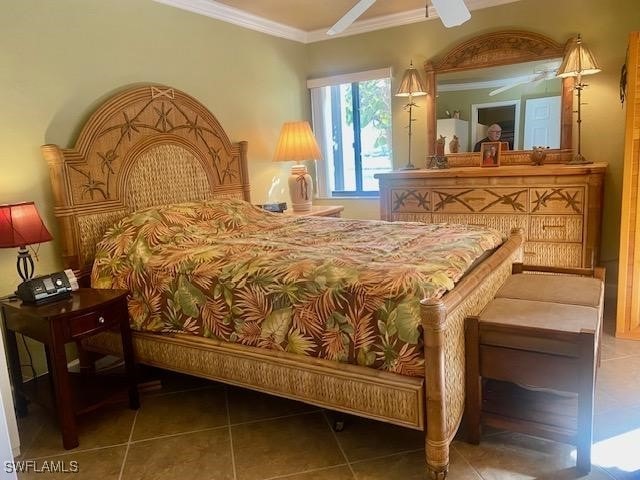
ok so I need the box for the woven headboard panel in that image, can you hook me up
[42,85,250,279]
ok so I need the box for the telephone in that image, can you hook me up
[257,202,287,213]
[16,269,79,304]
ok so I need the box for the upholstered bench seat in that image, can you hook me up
[495,273,603,307]
[464,264,605,474]
[479,298,600,357]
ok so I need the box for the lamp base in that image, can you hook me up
[17,246,35,282]
[401,163,419,170]
[289,165,313,212]
[566,153,593,165]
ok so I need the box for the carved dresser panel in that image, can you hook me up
[376,164,606,268]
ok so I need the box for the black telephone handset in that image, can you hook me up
[16,269,79,304]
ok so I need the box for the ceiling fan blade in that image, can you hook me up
[431,0,470,28]
[327,0,377,36]
[489,73,547,96]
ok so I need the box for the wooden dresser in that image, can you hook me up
[376,164,606,268]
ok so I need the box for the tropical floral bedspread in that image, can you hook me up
[91,198,503,376]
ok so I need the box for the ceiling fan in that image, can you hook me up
[327,0,471,36]
[488,63,561,96]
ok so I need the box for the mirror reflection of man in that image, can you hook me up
[473,123,513,151]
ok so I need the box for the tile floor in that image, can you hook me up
[12,310,640,480]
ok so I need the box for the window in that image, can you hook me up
[308,68,393,197]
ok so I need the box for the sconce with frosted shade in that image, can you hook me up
[0,202,53,281]
[273,121,323,212]
[556,34,601,164]
[395,61,427,170]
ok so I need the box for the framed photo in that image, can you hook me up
[480,141,501,167]
[500,141,509,151]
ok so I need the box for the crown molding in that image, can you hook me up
[153,0,523,44]
[152,0,308,43]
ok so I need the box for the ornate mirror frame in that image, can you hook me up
[425,30,574,166]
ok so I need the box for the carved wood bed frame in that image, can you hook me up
[41,85,523,479]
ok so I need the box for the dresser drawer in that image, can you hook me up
[522,242,583,268]
[432,213,528,238]
[66,308,119,339]
[432,188,528,214]
[529,215,583,242]
[390,189,431,213]
[529,187,584,214]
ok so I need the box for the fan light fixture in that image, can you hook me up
[557,34,601,164]
[328,0,471,36]
[395,61,428,170]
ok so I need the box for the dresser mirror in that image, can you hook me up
[424,31,574,165]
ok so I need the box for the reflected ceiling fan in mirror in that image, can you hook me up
[488,62,561,96]
[327,0,471,36]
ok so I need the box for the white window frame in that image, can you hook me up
[308,67,393,198]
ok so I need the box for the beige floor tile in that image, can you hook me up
[21,403,135,460]
[131,386,227,441]
[227,386,316,424]
[122,428,233,480]
[273,465,354,480]
[600,335,640,361]
[326,413,423,462]
[17,446,125,480]
[593,407,640,442]
[15,404,47,457]
[232,412,344,480]
[351,448,481,480]
[139,366,220,396]
[453,431,583,479]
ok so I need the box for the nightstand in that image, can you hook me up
[285,205,344,218]
[0,289,139,450]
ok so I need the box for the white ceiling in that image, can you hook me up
[153,0,523,43]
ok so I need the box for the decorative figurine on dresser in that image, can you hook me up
[377,30,608,269]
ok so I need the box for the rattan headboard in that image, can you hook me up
[42,85,250,279]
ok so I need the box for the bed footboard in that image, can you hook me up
[421,229,523,478]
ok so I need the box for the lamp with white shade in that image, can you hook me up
[556,34,601,164]
[273,121,323,213]
[395,61,427,170]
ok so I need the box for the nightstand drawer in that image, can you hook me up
[67,309,119,339]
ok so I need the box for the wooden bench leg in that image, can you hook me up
[576,331,596,473]
[464,316,481,444]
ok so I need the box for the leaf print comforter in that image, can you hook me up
[91,198,503,377]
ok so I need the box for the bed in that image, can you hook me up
[41,85,523,479]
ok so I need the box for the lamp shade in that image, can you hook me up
[0,202,53,248]
[557,35,601,78]
[395,62,427,97]
[273,121,322,163]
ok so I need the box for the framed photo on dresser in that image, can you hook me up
[480,142,501,167]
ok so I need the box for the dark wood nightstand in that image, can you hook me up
[0,288,139,450]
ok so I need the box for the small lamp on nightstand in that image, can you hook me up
[273,121,323,213]
[0,202,53,281]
